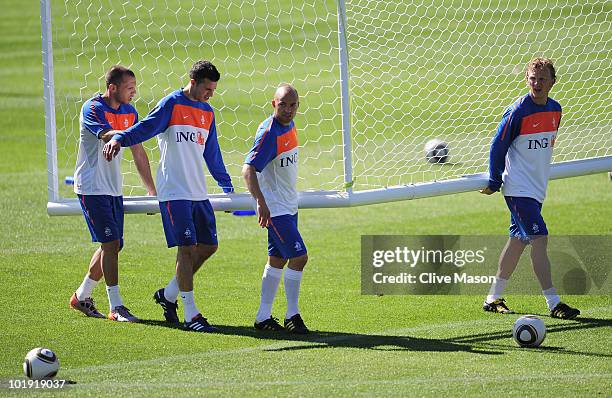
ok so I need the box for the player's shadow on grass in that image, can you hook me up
[137,317,610,358]
[138,319,185,330]
[446,316,612,359]
[207,325,503,355]
[137,318,499,355]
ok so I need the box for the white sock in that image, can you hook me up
[106,285,123,310]
[164,276,179,303]
[255,264,283,323]
[485,277,508,305]
[76,276,99,300]
[543,287,561,310]
[180,290,200,322]
[284,268,303,319]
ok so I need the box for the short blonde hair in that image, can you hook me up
[525,57,556,80]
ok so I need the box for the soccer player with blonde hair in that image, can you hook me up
[480,58,580,319]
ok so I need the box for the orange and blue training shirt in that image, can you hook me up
[488,93,561,203]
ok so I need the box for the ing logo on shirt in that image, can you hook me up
[279,152,298,167]
[527,137,551,150]
[175,131,205,146]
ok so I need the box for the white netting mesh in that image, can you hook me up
[346,0,611,189]
[51,0,343,198]
[48,0,611,199]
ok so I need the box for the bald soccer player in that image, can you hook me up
[242,84,310,334]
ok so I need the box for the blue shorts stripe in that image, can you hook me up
[269,220,285,243]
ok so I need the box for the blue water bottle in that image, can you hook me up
[232,210,256,216]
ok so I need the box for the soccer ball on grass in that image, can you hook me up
[512,315,546,347]
[23,348,60,379]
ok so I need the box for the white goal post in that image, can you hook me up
[41,0,612,215]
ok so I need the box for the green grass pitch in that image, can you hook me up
[0,0,610,396]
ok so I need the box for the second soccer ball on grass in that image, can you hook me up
[512,315,546,347]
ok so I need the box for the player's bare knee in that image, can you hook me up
[203,244,218,256]
[100,240,121,253]
[269,256,287,268]
[177,245,198,262]
[194,244,217,262]
[530,235,548,249]
[531,235,548,243]
[510,237,528,248]
[289,254,308,270]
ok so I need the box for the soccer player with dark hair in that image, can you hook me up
[103,60,234,332]
[104,65,136,89]
[480,58,580,319]
[70,65,156,322]
[242,84,310,334]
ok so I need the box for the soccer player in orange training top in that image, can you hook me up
[103,61,234,332]
[70,65,156,322]
[242,84,310,334]
[480,58,580,319]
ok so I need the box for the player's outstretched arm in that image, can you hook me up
[242,164,271,228]
[130,144,156,196]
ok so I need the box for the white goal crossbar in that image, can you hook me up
[47,157,612,216]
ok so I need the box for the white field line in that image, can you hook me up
[64,372,612,390]
[68,305,611,375]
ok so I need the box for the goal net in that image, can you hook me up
[42,0,612,215]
